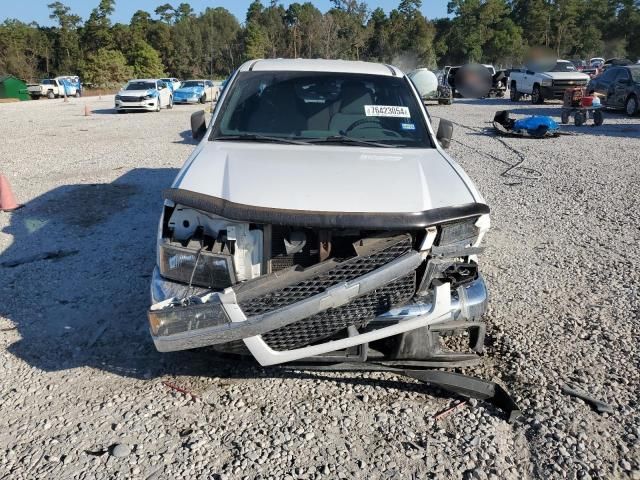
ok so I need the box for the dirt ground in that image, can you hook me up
[0,95,638,480]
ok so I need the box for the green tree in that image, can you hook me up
[155,3,175,24]
[83,0,116,53]
[0,20,52,79]
[81,48,132,86]
[127,39,165,77]
[47,1,82,74]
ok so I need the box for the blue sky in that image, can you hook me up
[1,0,450,26]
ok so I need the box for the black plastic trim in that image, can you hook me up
[163,188,490,229]
[384,64,397,76]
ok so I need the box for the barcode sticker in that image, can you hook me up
[364,105,410,117]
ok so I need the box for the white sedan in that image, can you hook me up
[115,79,174,112]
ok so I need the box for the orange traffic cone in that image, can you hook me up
[0,175,22,212]
[84,104,91,116]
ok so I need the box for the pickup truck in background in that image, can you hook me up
[509,60,590,104]
[28,77,79,99]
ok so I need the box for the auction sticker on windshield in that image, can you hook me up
[364,105,410,117]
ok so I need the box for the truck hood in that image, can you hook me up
[540,71,590,80]
[172,141,477,213]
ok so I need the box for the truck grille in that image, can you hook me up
[262,272,415,350]
[239,235,413,317]
[553,79,588,90]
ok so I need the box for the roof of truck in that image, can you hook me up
[238,59,403,77]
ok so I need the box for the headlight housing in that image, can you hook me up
[159,243,236,288]
[540,78,553,87]
[115,94,121,100]
[438,218,480,247]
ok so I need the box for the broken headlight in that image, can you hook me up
[438,218,479,247]
[158,244,236,288]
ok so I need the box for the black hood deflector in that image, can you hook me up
[163,188,490,229]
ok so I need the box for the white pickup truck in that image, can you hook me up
[28,78,78,99]
[509,60,590,104]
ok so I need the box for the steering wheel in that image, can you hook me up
[343,118,402,138]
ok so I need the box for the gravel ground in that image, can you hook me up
[0,95,638,480]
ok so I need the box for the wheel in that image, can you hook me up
[593,109,604,126]
[156,98,161,112]
[47,91,54,99]
[531,85,544,104]
[75,91,80,98]
[574,111,586,126]
[167,96,173,109]
[561,110,570,124]
[199,95,206,104]
[510,83,520,102]
[625,95,638,116]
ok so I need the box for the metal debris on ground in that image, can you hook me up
[561,384,613,414]
[434,400,467,421]
[161,380,199,400]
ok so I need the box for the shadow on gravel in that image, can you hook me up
[0,168,183,378]
[90,108,118,115]
[174,129,198,145]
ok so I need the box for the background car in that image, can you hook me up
[173,79,218,104]
[114,79,173,113]
[588,65,640,116]
[160,77,181,92]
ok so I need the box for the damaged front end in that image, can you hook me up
[148,188,491,368]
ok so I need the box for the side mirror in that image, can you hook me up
[436,119,453,149]
[191,110,207,140]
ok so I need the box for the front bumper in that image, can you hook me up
[174,95,200,104]
[541,83,588,99]
[115,99,157,110]
[148,252,488,365]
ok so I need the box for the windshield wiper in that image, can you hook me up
[308,135,395,148]
[215,134,309,145]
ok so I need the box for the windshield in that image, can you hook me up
[42,79,54,85]
[181,81,204,88]
[211,71,432,148]
[125,81,155,91]
[551,62,577,72]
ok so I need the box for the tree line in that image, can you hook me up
[1,0,639,87]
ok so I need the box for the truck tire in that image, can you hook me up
[156,98,161,112]
[561,110,570,124]
[167,95,173,109]
[509,82,520,102]
[625,95,638,116]
[531,84,544,104]
[574,111,586,126]
[75,91,80,98]
[47,91,55,99]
